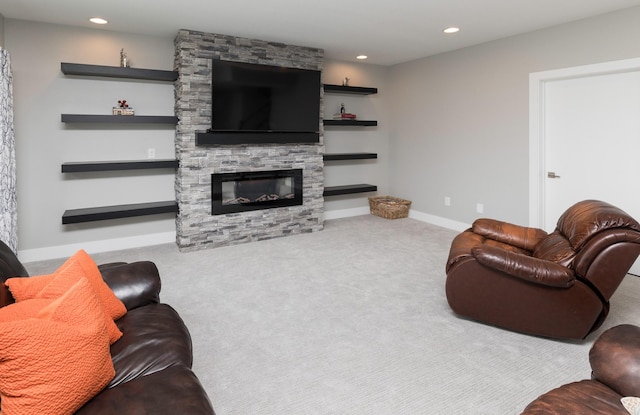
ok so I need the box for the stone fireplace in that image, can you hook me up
[174,30,325,251]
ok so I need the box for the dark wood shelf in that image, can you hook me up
[323,153,377,161]
[196,131,319,145]
[323,184,377,197]
[62,201,178,224]
[323,119,377,127]
[61,159,178,173]
[61,62,178,82]
[323,84,378,95]
[61,114,178,124]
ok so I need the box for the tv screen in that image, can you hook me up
[210,59,321,135]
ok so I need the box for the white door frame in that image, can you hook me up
[528,57,640,228]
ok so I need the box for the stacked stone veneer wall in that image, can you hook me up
[174,30,325,251]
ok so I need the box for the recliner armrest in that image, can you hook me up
[99,261,161,311]
[471,245,575,288]
[472,218,548,252]
[590,324,640,397]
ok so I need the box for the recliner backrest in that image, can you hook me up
[533,200,640,268]
[556,200,640,251]
[533,200,640,300]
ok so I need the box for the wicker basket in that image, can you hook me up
[368,196,411,219]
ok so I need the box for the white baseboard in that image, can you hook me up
[18,211,468,263]
[409,210,470,232]
[324,207,470,232]
[323,206,370,221]
[18,231,176,263]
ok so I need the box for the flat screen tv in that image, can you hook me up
[202,59,321,144]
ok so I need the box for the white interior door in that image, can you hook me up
[542,68,640,275]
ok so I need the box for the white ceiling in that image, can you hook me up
[3,0,640,65]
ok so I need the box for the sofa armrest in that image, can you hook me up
[99,261,161,311]
[472,218,548,252]
[471,245,575,288]
[590,324,640,397]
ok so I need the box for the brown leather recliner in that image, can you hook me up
[522,324,640,414]
[445,200,640,339]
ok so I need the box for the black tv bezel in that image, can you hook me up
[204,59,321,145]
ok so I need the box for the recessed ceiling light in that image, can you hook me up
[443,27,460,34]
[89,17,108,25]
[356,55,368,60]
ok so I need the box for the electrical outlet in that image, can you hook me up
[476,203,484,214]
[444,196,451,206]
[147,148,156,159]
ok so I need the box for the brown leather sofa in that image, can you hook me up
[446,200,640,339]
[522,324,640,414]
[0,241,216,414]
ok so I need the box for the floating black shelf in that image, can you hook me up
[61,114,178,124]
[324,84,378,199]
[323,84,378,95]
[323,119,377,127]
[61,159,178,173]
[61,62,178,82]
[323,153,377,161]
[323,184,377,197]
[62,201,178,224]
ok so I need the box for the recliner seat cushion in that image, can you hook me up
[532,231,576,267]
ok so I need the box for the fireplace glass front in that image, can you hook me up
[211,169,303,214]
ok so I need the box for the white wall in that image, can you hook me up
[0,14,5,47]
[4,20,391,260]
[6,20,177,260]
[388,6,640,226]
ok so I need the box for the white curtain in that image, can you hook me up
[0,48,17,253]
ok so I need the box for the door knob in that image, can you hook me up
[547,172,561,178]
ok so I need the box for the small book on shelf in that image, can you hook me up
[333,113,357,120]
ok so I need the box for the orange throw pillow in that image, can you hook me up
[0,277,115,415]
[37,264,123,344]
[5,250,126,340]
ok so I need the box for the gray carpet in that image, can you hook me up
[24,215,640,414]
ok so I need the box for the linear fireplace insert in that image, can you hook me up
[211,169,303,215]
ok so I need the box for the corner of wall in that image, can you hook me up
[0,14,5,48]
